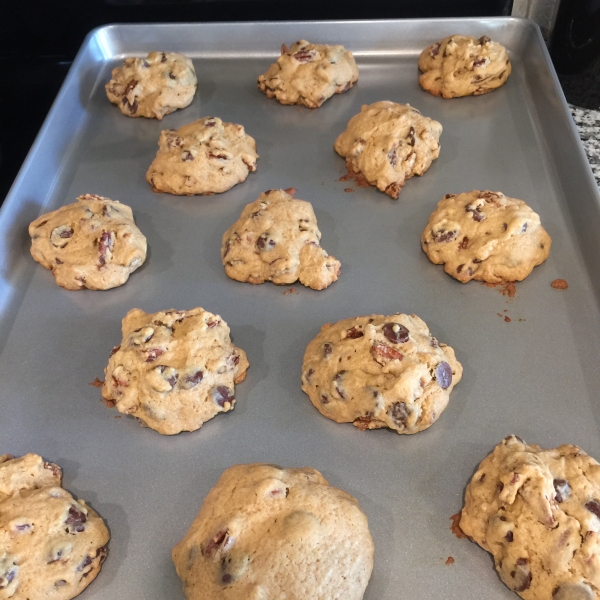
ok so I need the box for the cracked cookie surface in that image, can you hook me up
[0,453,109,600]
[146,117,258,195]
[102,307,249,435]
[172,463,373,600]
[221,189,341,290]
[257,40,358,108]
[421,190,551,284]
[105,51,197,119]
[301,313,462,434]
[28,194,147,290]
[461,435,600,600]
[418,35,511,98]
[334,101,442,199]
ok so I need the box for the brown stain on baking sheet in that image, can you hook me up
[445,556,455,566]
[551,278,568,289]
[450,512,468,539]
[339,162,370,188]
[283,288,298,296]
[483,281,517,297]
[89,378,104,388]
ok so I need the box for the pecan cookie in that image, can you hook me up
[102,307,249,435]
[334,101,442,199]
[301,313,462,434]
[146,117,259,196]
[172,463,374,600]
[28,193,147,290]
[421,190,551,284]
[221,189,341,290]
[419,35,511,98]
[105,51,197,119]
[461,435,600,600]
[257,40,358,108]
[0,453,109,599]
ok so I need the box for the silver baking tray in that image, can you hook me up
[2,18,600,599]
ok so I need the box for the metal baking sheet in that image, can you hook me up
[2,18,600,599]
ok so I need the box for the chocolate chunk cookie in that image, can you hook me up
[421,190,551,284]
[172,463,373,600]
[221,188,341,290]
[419,35,511,98]
[0,453,109,599]
[146,117,259,196]
[102,307,249,435]
[258,40,358,109]
[461,435,600,600]
[105,51,197,119]
[301,313,462,434]
[334,101,442,199]
[29,193,147,290]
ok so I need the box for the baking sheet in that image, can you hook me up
[2,18,600,599]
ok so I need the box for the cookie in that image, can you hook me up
[105,51,197,119]
[172,463,373,600]
[146,117,259,196]
[301,313,462,434]
[418,35,511,98]
[420,190,551,284]
[333,101,442,199]
[0,453,109,599]
[221,188,341,290]
[257,40,358,108]
[102,307,249,435]
[28,193,147,291]
[461,435,600,600]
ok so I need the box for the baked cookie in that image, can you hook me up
[334,101,442,199]
[146,117,258,196]
[0,453,109,599]
[28,193,147,291]
[461,435,600,600]
[418,35,511,98]
[301,313,462,434]
[257,40,358,109]
[221,189,341,290]
[172,463,373,600]
[421,190,551,284]
[102,307,249,435]
[105,51,197,119]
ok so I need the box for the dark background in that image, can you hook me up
[1,0,599,203]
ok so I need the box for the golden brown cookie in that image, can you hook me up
[102,307,249,435]
[421,190,551,284]
[146,117,259,196]
[105,51,197,119]
[334,101,442,199]
[301,313,462,434]
[461,435,600,600]
[28,193,147,291]
[0,454,109,599]
[221,189,341,290]
[258,40,358,108]
[418,35,511,98]
[172,463,374,600]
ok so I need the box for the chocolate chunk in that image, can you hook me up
[383,322,409,344]
[585,499,600,519]
[433,229,458,243]
[323,343,333,357]
[553,479,570,503]
[346,327,364,339]
[511,558,532,592]
[388,401,411,428]
[212,386,234,408]
[436,361,452,389]
[65,506,87,532]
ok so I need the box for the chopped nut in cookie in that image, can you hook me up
[221,189,341,290]
[334,101,442,199]
[102,307,249,435]
[301,313,462,434]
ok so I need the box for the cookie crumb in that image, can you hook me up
[103,398,116,408]
[450,512,467,538]
[114,415,121,419]
[284,288,298,295]
[284,187,297,197]
[504,316,511,322]
[551,278,568,290]
[338,164,370,188]
[89,377,104,388]
[445,556,455,566]
[344,188,354,193]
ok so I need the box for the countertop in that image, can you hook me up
[571,105,600,189]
